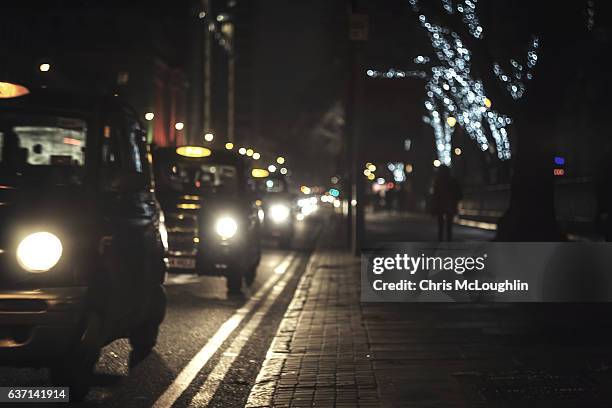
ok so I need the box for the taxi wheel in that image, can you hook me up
[245,263,257,287]
[226,271,243,294]
[129,285,166,366]
[49,314,103,401]
[245,243,261,287]
[49,349,100,402]
[279,237,292,250]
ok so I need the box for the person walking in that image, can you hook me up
[431,166,463,241]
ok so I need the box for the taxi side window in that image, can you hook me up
[100,118,149,192]
[100,124,122,191]
[126,118,153,190]
[101,125,121,168]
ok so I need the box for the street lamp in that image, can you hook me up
[268,164,277,172]
[204,132,214,142]
[225,142,234,150]
[280,167,288,175]
[252,152,260,160]
[175,122,185,131]
[144,112,155,121]
[246,149,254,157]
[276,156,285,165]
[39,63,51,72]
[238,147,246,155]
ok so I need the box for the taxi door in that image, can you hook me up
[98,114,158,335]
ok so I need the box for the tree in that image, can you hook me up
[407,0,604,240]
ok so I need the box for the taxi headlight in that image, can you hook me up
[269,204,290,223]
[215,216,238,239]
[16,232,63,273]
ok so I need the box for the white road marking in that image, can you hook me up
[274,254,294,274]
[245,252,320,407]
[189,256,296,407]
[152,253,295,408]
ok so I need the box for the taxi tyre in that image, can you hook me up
[279,230,293,250]
[245,240,262,287]
[129,284,166,365]
[244,261,257,287]
[48,312,103,402]
[226,270,243,294]
[226,256,250,294]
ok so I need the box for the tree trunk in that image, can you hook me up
[495,13,583,241]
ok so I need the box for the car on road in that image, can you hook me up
[255,174,295,249]
[0,83,167,400]
[153,146,262,293]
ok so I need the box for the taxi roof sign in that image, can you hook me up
[176,146,212,158]
[0,82,30,99]
[251,168,270,178]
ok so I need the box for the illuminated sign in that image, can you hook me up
[251,168,270,178]
[0,82,29,99]
[553,168,565,176]
[176,146,212,158]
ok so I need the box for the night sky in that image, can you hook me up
[251,0,347,186]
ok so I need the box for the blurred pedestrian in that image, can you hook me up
[431,166,462,241]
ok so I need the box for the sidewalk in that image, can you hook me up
[246,244,379,407]
[364,211,495,244]
[247,218,612,408]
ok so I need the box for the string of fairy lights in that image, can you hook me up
[368,0,541,166]
[492,36,539,100]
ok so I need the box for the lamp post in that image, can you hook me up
[202,0,212,136]
[220,18,235,143]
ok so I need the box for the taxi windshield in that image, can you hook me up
[0,113,87,186]
[158,160,239,196]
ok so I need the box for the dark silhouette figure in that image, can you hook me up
[431,166,462,241]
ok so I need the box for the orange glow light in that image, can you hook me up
[0,82,30,99]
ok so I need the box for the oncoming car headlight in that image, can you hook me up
[269,204,290,223]
[16,232,63,273]
[215,216,238,239]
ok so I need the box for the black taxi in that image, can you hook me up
[0,83,167,399]
[255,174,295,249]
[153,146,261,293]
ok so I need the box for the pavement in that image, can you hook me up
[246,223,378,408]
[364,211,495,244]
[246,213,612,408]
